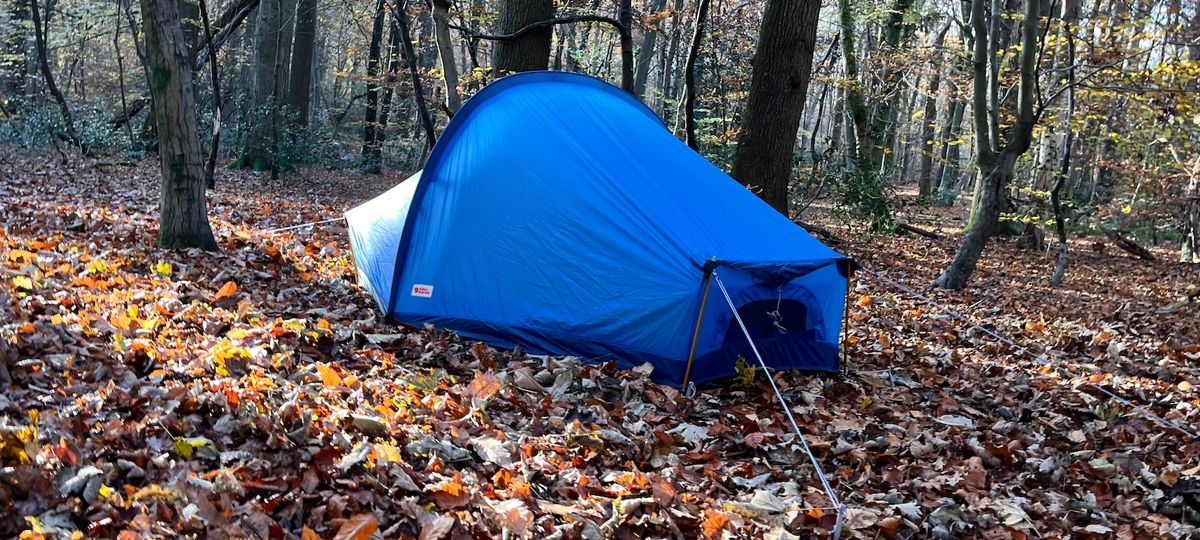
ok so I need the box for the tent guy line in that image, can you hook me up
[857,264,1200,441]
[713,270,848,540]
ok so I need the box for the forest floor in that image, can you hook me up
[1,149,1198,539]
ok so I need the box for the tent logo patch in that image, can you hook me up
[411,284,434,298]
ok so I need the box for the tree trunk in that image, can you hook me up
[657,0,683,115]
[937,91,965,190]
[868,0,917,169]
[29,0,82,151]
[916,23,950,197]
[286,0,317,126]
[1,0,29,103]
[1182,159,1200,263]
[934,0,1041,290]
[393,0,437,155]
[361,0,386,173]
[728,0,821,214]
[632,0,668,99]
[680,0,709,149]
[243,0,284,169]
[838,0,872,165]
[140,0,217,250]
[493,0,553,74]
[431,0,460,114]
[198,0,221,187]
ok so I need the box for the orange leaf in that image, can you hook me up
[466,372,501,400]
[332,513,378,540]
[214,281,238,301]
[301,526,322,540]
[701,509,729,539]
[317,363,343,387]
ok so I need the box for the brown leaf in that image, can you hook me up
[301,526,322,540]
[466,371,502,400]
[418,514,455,540]
[332,513,378,540]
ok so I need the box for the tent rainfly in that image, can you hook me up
[346,72,849,387]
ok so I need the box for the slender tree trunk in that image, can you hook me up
[114,0,134,145]
[29,0,82,151]
[937,91,965,190]
[917,23,950,197]
[198,0,221,187]
[680,0,709,149]
[286,0,316,126]
[869,0,917,169]
[658,0,683,115]
[243,0,283,169]
[838,0,872,164]
[140,0,217,250]
[1,0,29,103]
[393,0,437,155]
[493,0,553,74]
[375,10,401,162]
[632,0,668,99]
[728,0,821,214]
[431,0,460,114]
[361,0,386,172]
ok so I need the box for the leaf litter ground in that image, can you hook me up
[0,151,1197,539]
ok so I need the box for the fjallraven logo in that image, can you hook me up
[411,284,434,298]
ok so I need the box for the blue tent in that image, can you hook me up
[346,72,849,386]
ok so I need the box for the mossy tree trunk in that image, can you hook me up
[140,0,217,250]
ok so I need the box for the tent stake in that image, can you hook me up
[680,270,713,392]
[712,270,846,539]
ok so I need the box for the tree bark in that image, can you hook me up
[869,0,917,169]
[838,0,873,165]
[680,0,709,149]
[29,0,82,151]
[728,0,821,214]
[493,0,553,74]
[198,0,221,187]
[632,0,668,99]
[431,0,461,114]
[242,0,284,169]
[392,0,437,153]
[361,0,386,172]
[286,0,317,126]
[917,23,950,197]
[1,0,29,103]
[139,0,217,250]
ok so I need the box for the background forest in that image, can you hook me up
[1,0,1198,279]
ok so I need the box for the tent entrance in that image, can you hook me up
[721,298,823,370]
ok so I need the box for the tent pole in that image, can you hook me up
[680,270,713,392]
[841,260,854,374]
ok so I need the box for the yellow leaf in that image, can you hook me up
[735,355,756,386]
[151,260,172,276]
[374,443,403,465]
[1121,205,1132,214]
[12,275,33,290]
[317,363,343,387]
[214,281,238,301]
[282,318,306,331]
